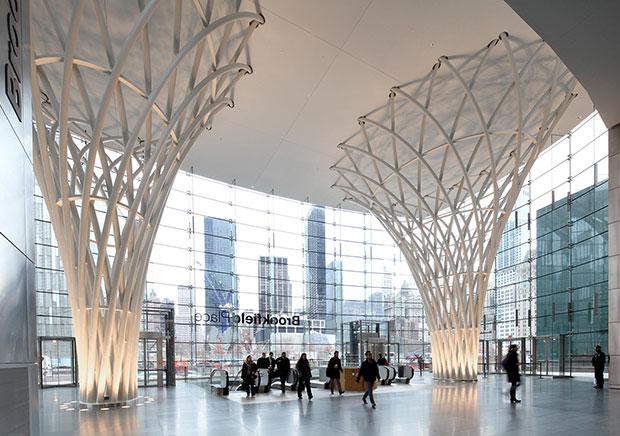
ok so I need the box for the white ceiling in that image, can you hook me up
[183,0,594,208]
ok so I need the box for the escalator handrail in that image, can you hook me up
[256,368,269,388]
[209,368,230,389]
[386,365,397,382]
[378,365,390,381]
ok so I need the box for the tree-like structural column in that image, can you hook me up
[31,0,264,404]
[332,33,576,380]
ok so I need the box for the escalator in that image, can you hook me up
[378,365,397,385]
[226,368,299,394]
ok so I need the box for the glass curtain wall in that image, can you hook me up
[483,111,609,375]
[34,112,608,380]
[35,177,429,379]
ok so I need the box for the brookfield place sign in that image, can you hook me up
[194,311,301,326]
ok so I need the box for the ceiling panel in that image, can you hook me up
[283,52,395,156]
[209,8,340,139]
[253,139,346,207]
[261,0,373,48]
[343,0,537,82]
[184,117,281,188]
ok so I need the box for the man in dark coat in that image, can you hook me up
[257,352,269,369]
[327,350,344,395]
[503,344,521,404]
[296,353,313,400]
[356,350,380,408]
[376,353,388,366]
[592,345,606,389]
[275,352,291,393]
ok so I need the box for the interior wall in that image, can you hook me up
[608,123,620,389]
[0,0,38,433]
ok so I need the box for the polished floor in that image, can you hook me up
[39,374,619,435]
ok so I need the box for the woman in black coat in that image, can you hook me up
[241,355,258,398]
[503,344,521,403]
[327,350,344,395]
[295,353,313,400]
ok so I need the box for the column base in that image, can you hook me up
[430,327,480,381]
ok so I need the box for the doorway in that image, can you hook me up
[140,304,176,387]
[535,334,569,376]
[39,336,77,388]
[138,333,165,387]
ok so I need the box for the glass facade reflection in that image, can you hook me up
[481,112,609,373]
[35,112,608,380]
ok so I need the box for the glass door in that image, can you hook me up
[39,337,77,388]
[138,334,166,387]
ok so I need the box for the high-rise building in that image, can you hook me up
[176,285,194,360]
[258,256,292,314]
[494,188,532,340]
[325,259,343,332]
[204,216,237,332]
[305,206,326,320]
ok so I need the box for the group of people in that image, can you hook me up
[240,351,314,399]
[503,344,608,404]
[241,351,290,397]
[239,349,385,407]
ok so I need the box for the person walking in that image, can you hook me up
[502,344,521,404]
[327,351,344,395]
[356,351,380,408]
[275,352,290,393]
[296,353,313,401]
[241,355,258,398]
[592,344,606,389]
[417,355,424,375]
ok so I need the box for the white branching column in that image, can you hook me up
[332,34,576,381]
[31,0,263,404]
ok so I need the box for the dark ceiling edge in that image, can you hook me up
[505,0,620,128]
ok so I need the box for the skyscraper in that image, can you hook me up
[325,259,343,332]
[176,285,194,361]
[258,256,292,314]
[305,206,326,320]
[494,188,532,340]
[204,216,236,332]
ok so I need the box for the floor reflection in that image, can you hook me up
[38,375,620,436]
[430,382,480,434]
